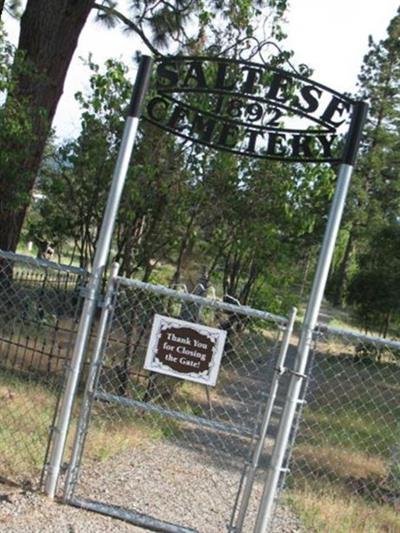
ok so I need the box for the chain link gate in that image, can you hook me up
[62,268,295,532]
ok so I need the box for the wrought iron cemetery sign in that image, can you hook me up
[144,56,355,163]
[144,314,227,386]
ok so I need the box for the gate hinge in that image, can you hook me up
[287,369,308,380]
[97,296,109,309]
[79,286,98,301]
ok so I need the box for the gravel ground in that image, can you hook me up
[0,439,303,533]
[1,332,303,532]
[0,489,302,533]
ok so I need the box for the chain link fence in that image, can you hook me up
[2,248,399,533]
[64,275,291,533]
[0,250,86,488]
[278,324,400,533]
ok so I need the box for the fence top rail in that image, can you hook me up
[316,322,400,351]
[116,276,288,325]
[0,249,87,276]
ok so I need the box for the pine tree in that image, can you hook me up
[330,7,400,307]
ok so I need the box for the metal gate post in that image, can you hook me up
[232,307,297,531]
[64,263,120,501]
[45,55,153,498]
[253,101,368,533]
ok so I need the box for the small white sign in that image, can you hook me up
[144,314,227,386]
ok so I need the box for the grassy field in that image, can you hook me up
[0,372,59,485]
[285,350,400,532]
[0,371,155,487]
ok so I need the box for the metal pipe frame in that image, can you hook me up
[232,307,297,532]
[93,391,255,438]
[254,163,353,532]
[318,324,400,351]
[0,249,87,275]
[117,277,288,325]
[44,54,153,498]
[64,263,120,500]
[253,101,368,533]
[68,497,199,533]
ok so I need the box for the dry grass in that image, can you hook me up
[0,372,155,486]
[285,348,400,532]
[288,443,400,531]
[0,375,57,483]
[288,486,400,533]
[82,418,151,463]
[293,444,387,480]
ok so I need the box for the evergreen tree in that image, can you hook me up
[330,8,400,307]
[348,224,400,336]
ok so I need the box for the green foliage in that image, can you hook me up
[348,224,400,336]
[0,27,38,210]
[27,41,340,310]
[0,24,12,88]
[2,1,23,19]
[329,8,400,313]
[26,49,337,312]
[27,58,131,265]
[27,58,187,275]
[0,0,294,255]
[16,0,341,313]
[95,1,290,61]
[356,10,400,224]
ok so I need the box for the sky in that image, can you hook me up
[4,1,399,140]
[285,0,399,93]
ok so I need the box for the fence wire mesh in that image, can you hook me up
[0,250,86,488]
[278,324,400,533]
[67,277,290,533]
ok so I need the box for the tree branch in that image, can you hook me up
[93,3,162,56]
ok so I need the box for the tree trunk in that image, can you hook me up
[0,0,5,19]
[239,256,258,305]
[382,312,391,339]
[170,209,198,288]
[300,249,312,298]
[332,228,354,307]
[0,0,94,252]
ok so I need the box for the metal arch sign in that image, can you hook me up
[144,56,355,163]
